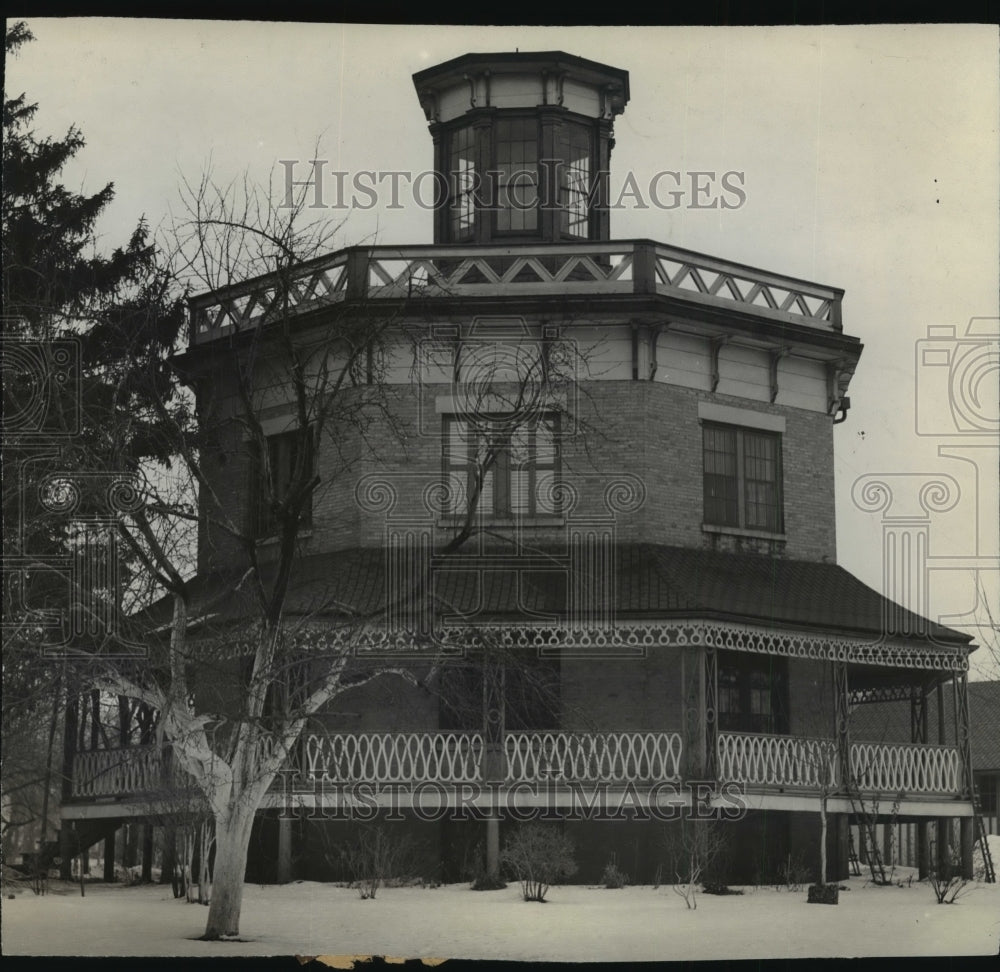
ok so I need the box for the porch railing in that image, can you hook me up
[71,746,164,798]
[189,240,843,344]
[504,731,683,783]
[302,731,484,784]
[717,732,838,789]
[69,731,963,799]
[850,741,961,795]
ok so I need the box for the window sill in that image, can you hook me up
[256,529,313,548]
[702,523,786,542]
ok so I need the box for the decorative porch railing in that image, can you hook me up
[302,731,484,784]
[504,731,683,783]
[850,741,961,795]
[189,240,843,344]
[717,732,838,789]
[69,732,963,800]
[71,746,164,798]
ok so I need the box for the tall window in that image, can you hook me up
[443,414,559,518]
[703,423,783,532]
[448,124,476,241]
[255,429,313,536]
[495,117,538,233]
[557,123,593,238]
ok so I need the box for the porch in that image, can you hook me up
[66,727,966,810]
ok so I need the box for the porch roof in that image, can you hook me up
[142,543,972,649]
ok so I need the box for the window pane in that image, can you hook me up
[496,118,538,233]
[744,431,780,531]
[558,124,592,238]
[703,426,738,526]
[449,125,476,240]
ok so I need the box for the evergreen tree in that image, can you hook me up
[2,22,186,863]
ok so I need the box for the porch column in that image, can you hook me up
[694,645,719,780]
[103,827,117,882]
[959,817,974,880]
[483,655,505,881]
[953,672,974,801]
[141,824,154,883]
[59,824,76,882]
[936,818,951,873]
[834,662,850,789]
[917,820,930,879]
[835,814,849,881]
[277,816,293,883]
[682,646,707,778]
[161,824,177,886]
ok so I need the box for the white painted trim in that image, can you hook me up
[698,401,786,433]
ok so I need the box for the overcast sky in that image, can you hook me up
[8,20,999,676]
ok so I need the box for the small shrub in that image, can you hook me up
[778,853,809,892]
[928,853,972,905]
[600,855,628,889]
[339,826,421,900]
[661,820,729,910]
[702,883,743,896]
[500,824,577,902]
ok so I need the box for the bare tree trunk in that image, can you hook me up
[202,808,256,940]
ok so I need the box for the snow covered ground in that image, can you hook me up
[3,865,999,960]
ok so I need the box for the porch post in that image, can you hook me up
[682,646,706,778]
[277,816,293,883]
[959,816,974,880]
[704,644,718,780]
[835,813,849,881]
[936,818,951,873]
[953,672,974,801]
[917,820,930,879]
[103,826,116,882]
[483,654,505,881]
[141,824,153,883]
[834,662,850,790]
[161,824,177,886]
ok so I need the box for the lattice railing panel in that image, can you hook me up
[189,241,843,345]
[303,731,484,783]
[717,732,838,788]
[71,746,163,798]
[191,256,349,341]
[850,741,960,794]
[504,731,682,783]
[653,249,838,328]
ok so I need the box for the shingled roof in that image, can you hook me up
[143,543,972,647]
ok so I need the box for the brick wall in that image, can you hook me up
[195,376,838,569]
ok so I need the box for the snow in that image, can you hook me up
[3,867,999,959]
